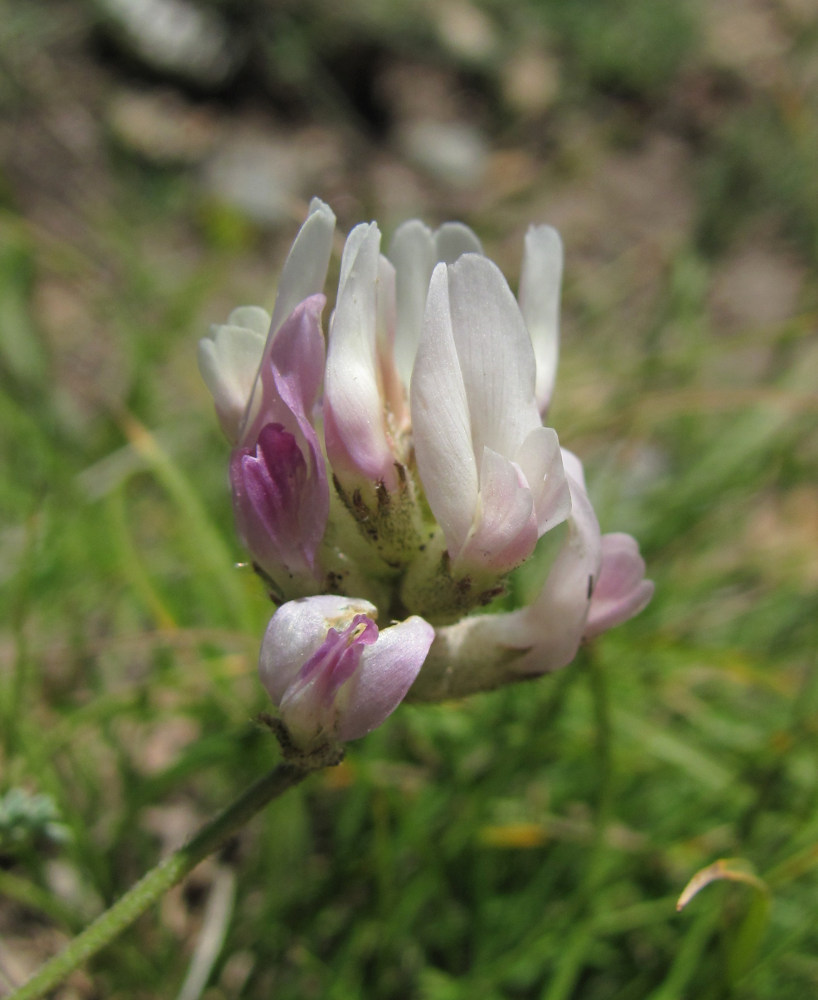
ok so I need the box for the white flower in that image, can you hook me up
[200,201,653,730]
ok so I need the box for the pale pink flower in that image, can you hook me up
[201,201,653,729]
[259,596,434,751]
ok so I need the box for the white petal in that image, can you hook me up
[518,225,563,416]
[434,221,483,262]
[226,306,272,337]
[560,447,586,490]
[268,198,336,335]
[487,469,601,673]
[515,426,571,536]
[324,223,399,489]
[337,220,372,294]
[198,322,266,442]
[388,219,436,386]
[446,254,541,460]
[388,219,485,387]
[376,254,408,431]
[411,263,479,557]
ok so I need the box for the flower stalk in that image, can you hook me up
[7,756,337,1000]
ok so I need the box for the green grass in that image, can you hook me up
[2,3,818,997]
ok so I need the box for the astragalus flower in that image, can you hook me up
[201,199,653,749]
[259,596,433,753]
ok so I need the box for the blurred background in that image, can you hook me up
[1,0,817,997]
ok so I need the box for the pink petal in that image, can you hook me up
[259,596,377,704]
[584,533,654,639]
[336,615,435,740]
[456,447,537,573]
[487,464,601,675]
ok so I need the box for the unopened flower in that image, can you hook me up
[259,596,434,752]
[200,199,653,740]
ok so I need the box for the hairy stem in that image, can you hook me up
[8,758,329,1000]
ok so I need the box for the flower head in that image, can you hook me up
[201,200,653,741]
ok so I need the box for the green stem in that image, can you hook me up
[8,761,320,1000]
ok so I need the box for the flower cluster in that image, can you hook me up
[200,199,653,750]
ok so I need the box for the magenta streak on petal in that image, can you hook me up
[295,614,379,707]
[245,424,306,529]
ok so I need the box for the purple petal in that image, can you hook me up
[240,200,335,438]
[233,297,329,581]
[279,614,379,746]
[231,424,316,579]
[241,294,327,447]
[258,597,432,750]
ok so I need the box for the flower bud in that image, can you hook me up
[259,596,434,751]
